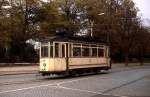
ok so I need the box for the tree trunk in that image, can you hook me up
[5,45,9,62]
[125,53,129,66]
[140,48,144,65]
[140,57,143,65]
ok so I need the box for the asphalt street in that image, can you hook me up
[0,65,150,97]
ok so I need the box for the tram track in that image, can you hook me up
[102,76,145,94]
[0,65,149,86]
[0,68,149,97]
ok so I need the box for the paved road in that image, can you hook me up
[0,65,150,97]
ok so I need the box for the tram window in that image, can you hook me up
[73,47,81,57]
[82,44,89,47]
[55,43,59,57]
[98,48,104,57]
[41,46,48,57]
[50,46,53,57]
[62,44,65,57]
[92,48,97,57]
[82,47,89,56]
[68,44,72,57]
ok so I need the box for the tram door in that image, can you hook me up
[54,43,67,71]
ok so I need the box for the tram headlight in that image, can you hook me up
[43,63,46,67]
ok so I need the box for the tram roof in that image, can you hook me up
[39,32,107,45]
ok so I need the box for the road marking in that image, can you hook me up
[112,94,129,97]
[51,85,129,97]
[0,76,93,94]
[1,68,148,96]
[57,77,92,86]
[0,75,133,97]
[57,85,102,94]
[0,83,57,94]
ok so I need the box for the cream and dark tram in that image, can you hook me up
[39,34,111,76]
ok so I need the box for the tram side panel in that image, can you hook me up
[53,58,67,71]
[68,57,109,70]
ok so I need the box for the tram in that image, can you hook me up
[39,33,111,76]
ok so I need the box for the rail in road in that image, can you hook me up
[0,65,150,85]
[0,66,149,97]
[0,64,150,97]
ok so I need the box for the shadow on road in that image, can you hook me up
[41,71,109,80]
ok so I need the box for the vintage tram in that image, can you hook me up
[39,34,111,76]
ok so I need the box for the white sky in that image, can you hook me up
[133,0,150,25]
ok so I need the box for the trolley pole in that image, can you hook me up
[107,0,113,68]
[107,0,113,55]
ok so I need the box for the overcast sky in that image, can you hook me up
[133,0,150,25]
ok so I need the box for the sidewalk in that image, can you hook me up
[112,63,150,68]
[0,63,149,76]
[0,65,38,76]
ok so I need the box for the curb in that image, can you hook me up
[0,71,38,76]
